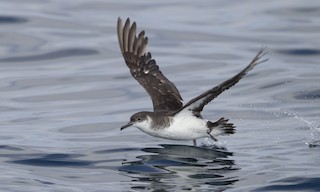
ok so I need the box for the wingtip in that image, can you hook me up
[138,30,145,37]
[246,46,269,71]
[117,17,122,28]
[132,21,136,29]
[117,17,124,28]
[255,46,269,65]
[124,18,130,26]
[117,17,124,55]
[118,17,131,24]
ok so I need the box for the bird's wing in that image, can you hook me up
[174,48,267,116]
[117,18,183,111]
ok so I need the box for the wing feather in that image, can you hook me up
[117,17,183,111]
[175,48,268,116]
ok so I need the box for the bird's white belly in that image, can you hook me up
[149,115,209,140]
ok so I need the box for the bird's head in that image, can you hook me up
[120,112,151,131]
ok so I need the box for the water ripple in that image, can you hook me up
[0,16,28,24]
[294,90,320,100]
[0,48,98,62]
[253,177,320,191]
[9,154,93,167]
[278,48,320,56]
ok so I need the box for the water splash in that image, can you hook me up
[281,111,320,147]
[200,138,228,150]
[295,117,320,148]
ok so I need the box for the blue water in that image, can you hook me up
[1,0,320,191]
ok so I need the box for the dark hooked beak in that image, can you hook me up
[120,121,133,131]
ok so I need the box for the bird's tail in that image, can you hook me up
[207,118,236,136]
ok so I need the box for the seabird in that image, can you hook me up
[118,18,267,146]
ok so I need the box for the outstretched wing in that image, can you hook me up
[175,48,268,116]
[117,18,183,111]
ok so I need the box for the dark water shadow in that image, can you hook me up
[278,48,320,56]
[3,145,141,170]
[0,145,24,151]
[119,144,238,191]
[0,16,28,24]
[0,145,94,167]
[8,153,93,167]
[253,177,320,191]
[294,89,320,100]
[3,146,137,171]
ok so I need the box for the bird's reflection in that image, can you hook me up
[119,144,238,191]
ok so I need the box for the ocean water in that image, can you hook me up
[0,0,320,191]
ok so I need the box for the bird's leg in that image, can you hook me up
[193,139,197,146]
[207,129,218,142]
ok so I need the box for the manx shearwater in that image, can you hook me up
[118,18,267,146]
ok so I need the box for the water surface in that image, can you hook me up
[0,0,320,191]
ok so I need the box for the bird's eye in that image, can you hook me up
[137,118,141,121]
